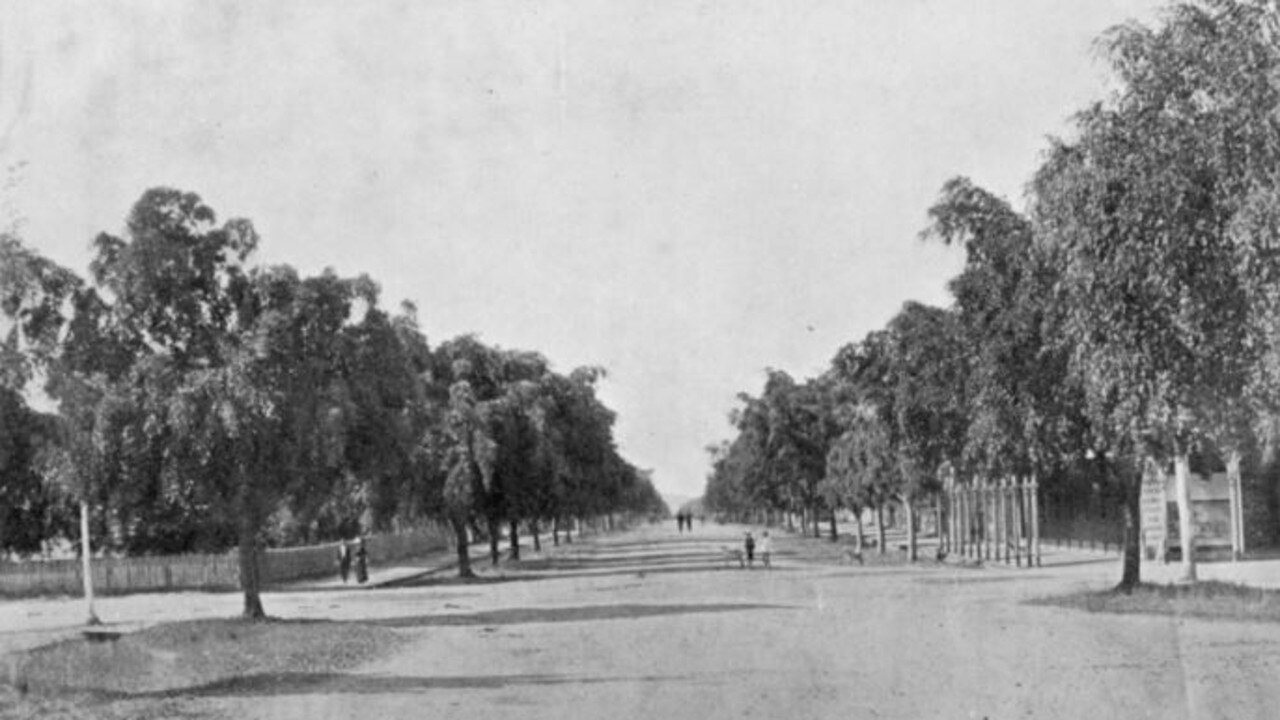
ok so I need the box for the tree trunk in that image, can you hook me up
[813,504,822,538]
[905,496,918,561]
[532,519,541,552]
[1117,466,1141,592]
[451,515,474,578]
[828,510,838,542]
[876,504,886,555]
[936,505,945,554]
[237,503,265,620]
[509,520,520,561]
[553,517,560,546]
[1174,453,1197,581]
[487,516,501,565]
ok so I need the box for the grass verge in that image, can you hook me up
[1032,581,1280,623]
[1,616,405,719]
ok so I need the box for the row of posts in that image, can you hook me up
[942,477,1041,567]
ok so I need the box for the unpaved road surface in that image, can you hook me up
[210,524,1280,719]
[9,524,1280,719]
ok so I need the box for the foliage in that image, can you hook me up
[706,1,1280,578]
[0,188,652,612]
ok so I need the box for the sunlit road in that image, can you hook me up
[170,523,1280,720]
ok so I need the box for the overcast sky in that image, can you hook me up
[2,1,1164,498]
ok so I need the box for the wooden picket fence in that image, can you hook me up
[941,478,1042,567]
[0,524,452,597]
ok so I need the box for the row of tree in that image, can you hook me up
[704,0,1280,590]
[1,188,665,617]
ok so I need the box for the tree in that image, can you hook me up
[0,388,69,556]
[2,230,110,623]
[884,302,969,561]
[1032,0,1280,585]
[822,412,895,554]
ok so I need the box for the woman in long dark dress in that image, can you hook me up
[355,538,369,584]
[338,541,351,583]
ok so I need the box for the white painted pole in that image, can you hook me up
[1173,455,1197,582]
[80,500,100,626]
[1228,452,1244,560]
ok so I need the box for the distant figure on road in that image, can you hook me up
[338,540,352,583]
[759,531,772,569]
[744,532,756,568]
[355,538,369,584]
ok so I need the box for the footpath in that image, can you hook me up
[0,539,496,657]
[968,538,1280,589]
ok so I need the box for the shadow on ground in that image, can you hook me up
[914,574,1060,585]
[123,671,688,699]
[368,602,788,628]
[379,551,798,589]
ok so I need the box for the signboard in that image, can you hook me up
[1140,467,1167,561]
[1166,499,1232,548]
[1161,470,1235,556]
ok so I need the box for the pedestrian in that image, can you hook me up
[744,532,756,568]
[337,540,351,583]
[759,531,772,569]
[355,538,369,584]
[676,513,683,533]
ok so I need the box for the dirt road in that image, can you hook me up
[140,522,1276,720]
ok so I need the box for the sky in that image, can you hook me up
[1,0,1165,498]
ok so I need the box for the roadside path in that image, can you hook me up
[0,538,495,656]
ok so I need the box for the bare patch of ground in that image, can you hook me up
[1034,580,1280,623]
[3,617,403,719]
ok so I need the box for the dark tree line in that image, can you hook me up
[705,0,1280,589]
[1,189,665,618]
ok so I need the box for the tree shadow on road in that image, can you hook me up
[518,550,739,570]
[367,602,788,628]
[379,554,797,590]
[126,670,688,699]
[571,536,745,552]
[915,574,1060,585]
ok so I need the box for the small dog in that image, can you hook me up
[721,546,746,568]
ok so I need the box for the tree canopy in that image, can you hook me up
[0,189,660,617]
[705,0,1280,587]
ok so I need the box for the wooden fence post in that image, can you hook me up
[983,479,993,558]
[1015,478,1025,568]
[994,478,1003,563]
[1031,475,1042,567]
[1002,478,1011,565]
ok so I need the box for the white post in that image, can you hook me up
[1030,474,1041,567]
[1227,451,1244,560]
[1174,454,1197,582]
[80,500,100,625]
